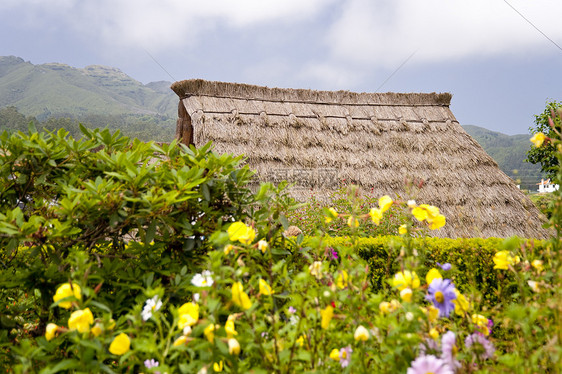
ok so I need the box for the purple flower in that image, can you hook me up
[465,333,495,361]
[441,331,461,372]
[407,355,453,374]
[426,278,457,318]
[418,338,440,356]
[328,247,338,260]
[339,345,352,368]
[437,262,452,271]
[288,306,297,314]
[144,359,159,369]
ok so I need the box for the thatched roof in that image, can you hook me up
[171,79,549,239]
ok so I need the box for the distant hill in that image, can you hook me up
[462,125,544,191]
[0,55,176,121]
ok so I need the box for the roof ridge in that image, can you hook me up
[171,79,452,107]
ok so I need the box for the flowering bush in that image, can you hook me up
[285,185,409,236]
[1,125,561,373]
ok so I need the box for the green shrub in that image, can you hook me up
[1,125,561,373]
[318,236,546,306]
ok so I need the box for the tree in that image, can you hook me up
[526,100,562,179]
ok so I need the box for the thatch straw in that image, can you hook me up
[171,79,549,239]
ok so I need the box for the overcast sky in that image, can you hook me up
[1,0,561,135]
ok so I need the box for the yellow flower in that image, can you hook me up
[369,208,383,225]
[231,282,252,310]
[336,270,349,289]
[109,333,131,355]
[392,270,420,291]
[411,206,429,222]
[259,279,274,296]
[426,268,442,285]
[325,207,339,223]
[354,325,370,341]
[329,348,340,361]
[228,338,241,355]
[532,260,544,272]
[493,251,520,270]
[68,308,94,333]
[400,288,413,302]
[398,224,407,235]
[173,335,188,346]
[429,214,446,230]
[320,305,333,329]
[379,301,391,314]
[178,302,199,329]
[53,283,82,309]
[472,314,490,336]
[296,334,305,347]
[225,316,237,338]
[421,305,439,323]
[258,240,269,253]
[309,261,323,279]
[227,222,256,244]
[224,244,234,255]
[91,323,102,337]
[213,360,224,372]
[530,132,546,147]
[107,319,116,330]
[379,299,400,314]
[347,216,360,228]
[452,289,471,315]
[379,195,393,213]
[493,251,509,270]
[45,323,58,341]
[204,323,216,343]
[429,328,439,340]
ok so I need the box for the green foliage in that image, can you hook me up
[319,236,547,307]
[529,192,557,219]
[0,106,175,142]
[526,100,562,179]
[0,126,259,369]
[0,125,561,373]
[463,125,545,191]
[286,186,408,237]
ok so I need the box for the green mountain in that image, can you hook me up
[462,125,544,191]
[0,56,176,121]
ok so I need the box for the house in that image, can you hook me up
[171,79,549,239]
[537,178,559,193]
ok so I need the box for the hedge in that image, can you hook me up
[306,235,547,307]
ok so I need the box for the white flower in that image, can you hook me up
[193,293,200,303]
[528,280,540,292]
[406,312,414,321]
[289,315,299,326]
[191,270,214,287]
[141,296,162,321]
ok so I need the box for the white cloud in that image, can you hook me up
[3,0,336,51]
[298,62,361,89]
[327,0,562,68]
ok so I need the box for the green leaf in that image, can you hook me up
[39,359,81,374]
[89,300,112,313]
[201,184,211,201]
[146,220,157,244]
[279,214,289,229]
